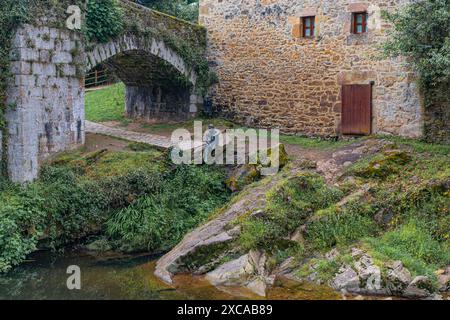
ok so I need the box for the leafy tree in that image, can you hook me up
[137,0,199,23]
[383,0,450,106]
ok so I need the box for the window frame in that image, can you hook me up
[302,16,315,38]
[352,12,368,34]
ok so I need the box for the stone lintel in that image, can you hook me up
[299,7,318,17]
[347,3,369,13]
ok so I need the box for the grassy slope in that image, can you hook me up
[232,138,449,285]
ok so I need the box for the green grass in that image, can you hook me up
[85,83,126,123]
[278,135,356,150]
[375,135,450,156]
[366,219,450,279]
[139,117,238,134]
[306,201,378,250]
[84,84,353,150]
[106,165,231,252]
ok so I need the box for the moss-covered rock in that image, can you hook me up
[355,150,412,179]
[225,164,261,192]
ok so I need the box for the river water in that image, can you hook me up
[0,249,342,300]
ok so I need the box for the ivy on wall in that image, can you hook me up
[382,0,450,143]
[85,0,124,43]
[0,0,30,176]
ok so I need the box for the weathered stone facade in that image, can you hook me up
[6,24,85,182]
[199,0,423,138]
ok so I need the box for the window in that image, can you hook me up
[352,12,368,34]
[302,16,315,38]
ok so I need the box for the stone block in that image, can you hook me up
[35,36,54,50]
[52,52,73,64]
[10,61,31,75]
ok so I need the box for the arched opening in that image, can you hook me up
[86,35,198,122]
[85,48,195,124]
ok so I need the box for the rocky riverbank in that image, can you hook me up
[155,138,450,299]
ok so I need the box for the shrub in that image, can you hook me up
[0,149,168,272]
[106,165,230,252]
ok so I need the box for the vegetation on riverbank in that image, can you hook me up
[0,139,230,273]
[181,137,449,294]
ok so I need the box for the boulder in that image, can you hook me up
[205,254,254,287]
[331,266,360,292]
[247,278,267,297]
[274,257,296,275]
[225,164,260,192]
[205,251,274,297]
[155,169,285,284]
[436,267,450,292]
[385,261,412,295]
[249,250,267,276]
[404,276,434,298]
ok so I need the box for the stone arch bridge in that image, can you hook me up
[2,0,206,182]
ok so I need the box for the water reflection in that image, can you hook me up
[0,249,341,300]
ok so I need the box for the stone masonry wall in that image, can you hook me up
[6,24,85,182]
[199,0,423,138]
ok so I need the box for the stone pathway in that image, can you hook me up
[85,121,172,149]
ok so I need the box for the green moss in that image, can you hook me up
[237,172,343,251]
[349,150,412,179]
[53,147,166,179]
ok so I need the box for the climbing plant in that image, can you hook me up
[85,0,124,43]
[383,0,450,105]
[0,0,30,176]
[137,0,199,23]
[120,1,215,95]
[382,0,450,142]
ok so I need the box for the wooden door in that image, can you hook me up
[341,84,372,135]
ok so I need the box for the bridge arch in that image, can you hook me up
[86,34,201,120]
[2,1,207,183]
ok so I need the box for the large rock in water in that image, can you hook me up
[404,276,434,298]
[205,251,273,297]
[154,172,287,284]
[205,254,254,286]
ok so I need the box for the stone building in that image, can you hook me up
[199,0,424,138]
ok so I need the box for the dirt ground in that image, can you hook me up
[97,121,334,165]
[84,132,130,152]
